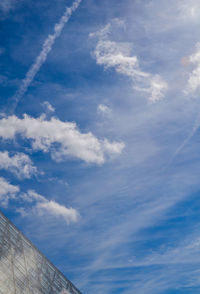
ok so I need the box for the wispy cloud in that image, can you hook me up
[0,114,125,164]
[43,101,55,113]
[3,1,200,293]
[170,42,200,161]
[70,157,200,292]
[170,112,200,163]
[97,104,112,115]
[11,0,82,112]
[0,151,37,179]
[119,231,200,294]
[91,19,168,103]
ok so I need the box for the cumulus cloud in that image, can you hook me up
[0,151,37,179]
[0,177,19,207]
[91,20,168,102]
[0,114,124,164]
[0,180,79,224]
[185,42,200,94]
[11,0,82,111]
[20,190,79,224]
[37,201,78,224]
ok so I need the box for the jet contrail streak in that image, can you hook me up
[169,112,200,164]
[11,0,82,112]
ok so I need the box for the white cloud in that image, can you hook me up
[12,0,82,111]
[185,42,200,94]
[0,151,37,179]
[91,21,168,102]
[20,190,79,224]
[0,175,78,224]
[102,139,124,156]
[89,18,125,40]
[21,189,45,203]
[0,182,78,224]
[0,177,19,207]
[97,104,111,115]
[0,114,124,164]
[43,101,55,113]
[36,201,78,224]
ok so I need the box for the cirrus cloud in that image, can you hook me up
[91,20,168,103]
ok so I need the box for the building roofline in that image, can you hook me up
[0,209,82,294]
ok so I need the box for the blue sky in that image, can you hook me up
[1,0,200,293]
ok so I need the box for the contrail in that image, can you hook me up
[11,0,82,112]
[169,112,200,164]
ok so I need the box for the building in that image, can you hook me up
[0,211,82,294]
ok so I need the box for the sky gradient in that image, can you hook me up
[1,0,200,293]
